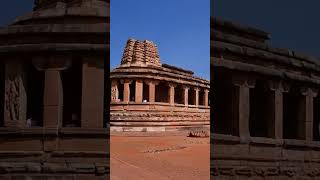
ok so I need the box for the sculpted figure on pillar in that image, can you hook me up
[5,77,20,122]
[111,80,118,102]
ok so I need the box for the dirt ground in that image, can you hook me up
[110,132,210,180]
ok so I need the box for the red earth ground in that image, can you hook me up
[110,132,210,180]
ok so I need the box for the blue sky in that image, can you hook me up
[111,0,210,79]
[213,0,320,58]
[0,1,32,27]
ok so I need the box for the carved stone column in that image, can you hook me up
[183,85,189,106]
[300,87,318,141]
[232,77,255,138]
[122,79,132,103]
[267,80,289,139]
[111,80,118,102]
[135,79,143,103]
[145,80,159,103]
[32,55,70,129]
[194,87,200,107]
[4,60,27,128]
[204,89,209,107]
[168,83,176,105]
[81,60,104,128]
[43,70,63,128]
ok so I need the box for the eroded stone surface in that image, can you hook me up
[212,17,320,179]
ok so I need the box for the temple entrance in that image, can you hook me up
[129,80,136,102]
[188,88,196,105]
[283,87,304,140]
[174,85,184,104]
[26,63,44,127]
[62,60,82,127]
[249,80,273,138]
[142,82,149,102]
[155,81,169,103]
[0,62,4,127]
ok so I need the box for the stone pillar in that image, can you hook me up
[267,81,288,139]
[183,85,189,106]
[135,79,143,103]
[123,79,132,103]
[111,80,118,102]
[81,61,104,128]
[145,80,159,103]
[32,55,71,129]
[232,77,255,138]
[194,87,200,107]
[43,69,63,128]
[204,89,209,107]
[4,61,27,128]
[300,87,318,141]
[168,83,176,105]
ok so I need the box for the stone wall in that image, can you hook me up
[211,17,320,179]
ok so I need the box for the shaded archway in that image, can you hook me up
[62,59,82,127]
[129,80,136,102]
[117,80,124,102]
[174,85,184,104]
[143,82,149,102]
[188,88,196,105]
[26,63,45,127]
[155,81,169,103]
[283,85,305,140]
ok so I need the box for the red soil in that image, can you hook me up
[110,132,210,180]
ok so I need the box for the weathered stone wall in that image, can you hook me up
[211,17,320,179]
[0,0,109,179]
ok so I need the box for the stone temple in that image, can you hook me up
[0,0,108,179]
[212,17,320,179]
[110,39,210,132]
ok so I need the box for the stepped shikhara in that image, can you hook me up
[110,39,210,132]
[121,39,161,67]
[0,0,109,179]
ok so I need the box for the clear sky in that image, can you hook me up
[213,0,320,58]
[0,1,33,27]
[111,0,210,79]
